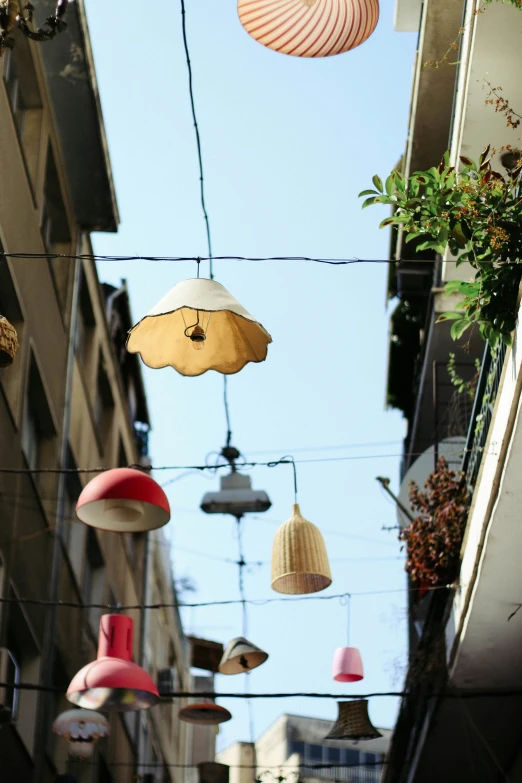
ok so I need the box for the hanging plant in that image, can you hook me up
[360,149,522,346]
[399,458,470,588]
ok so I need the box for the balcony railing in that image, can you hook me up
[462,342,507,489]
[302,765,383,783]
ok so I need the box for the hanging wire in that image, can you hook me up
[0,584,454,611]
[224,375,233,448]
[340,593,351,647]
[268,456,298,503]
[179,0,213,279]
[0,251,487,264]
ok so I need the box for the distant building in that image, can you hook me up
[218,714,391,783]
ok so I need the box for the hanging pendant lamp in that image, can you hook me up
[76,467,170,533]
[199,762,230,783]
[0,315,19,368]
[178,702,232,725]
[52,709,110,759]
[66,614,159,712]
[218,637,269,675]
[126,278,272,377]
[324,700,382,741]
[332,647,363,682]
[332,595,363,682]
[271,503,331,594]
[237,0,379,58]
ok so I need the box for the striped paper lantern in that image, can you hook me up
[237,0,379,57]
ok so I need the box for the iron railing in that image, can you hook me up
[462,342,507,489]
[302,766,382,783]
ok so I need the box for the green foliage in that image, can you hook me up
[360,149,522,346]
[399,458,470,587]
[483,0,522,7]
[447,352,481,399]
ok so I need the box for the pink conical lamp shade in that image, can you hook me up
[66,614,159,712]
[332,646,364,682]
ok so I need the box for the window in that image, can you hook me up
[75,269,96,375]
[6,595,40,755]
[341,749,361,766]
[62,447,86,587]
[326,747,340,763]
[0,253,24,419]
[3,49,25,138]
[289,741,305,758]
[83,528,106,636]
[21,356,56,474]
[306,744,323,762]
[93,356,114,455]
[42,145,71,308]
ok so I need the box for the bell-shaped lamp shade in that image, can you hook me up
[126,278,272,377]
[0,316,19,368]
[199,762,230,783]
[178,703,232,725]
[332,647,364,682]
[201,471,271,517]
[66,614,160,712]
[76,468,170,533]
[271,504,332,594]
[52,709,110,759]
[218,637,269,675]
[237,0,379,58]
[324,700,382,741]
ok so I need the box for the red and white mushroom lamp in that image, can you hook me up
[76,467,170,533]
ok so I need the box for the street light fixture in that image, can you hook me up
[0,1,69,55]
[200,444,271,519]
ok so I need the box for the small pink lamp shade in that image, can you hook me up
[76,468,170,533]
[67,614,159,712]
[332,647,364,682]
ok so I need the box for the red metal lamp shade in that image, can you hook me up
[66,615,159,712]
[76,468,170,533]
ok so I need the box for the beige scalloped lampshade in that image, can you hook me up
[271,503,332,594]
[0,315,19,368]
[238,0,379,58]
[126,278,272,377]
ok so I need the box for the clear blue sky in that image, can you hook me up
[84,0,417,748]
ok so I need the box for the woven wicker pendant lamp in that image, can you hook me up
[271,458,332,594]
[237,0,379,58]
[0,316,19,368]
[324,700,382,741]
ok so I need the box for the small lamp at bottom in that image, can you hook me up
[332,647,364,682]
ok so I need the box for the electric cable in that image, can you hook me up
[179,0,213,279]
[0,584,452,611]
[0,251,502,264]
[2,681,522,699]
[0,447,472,475]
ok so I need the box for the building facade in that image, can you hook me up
[218,714,390,783]
[0,3,194,781]
[381,0,522,780]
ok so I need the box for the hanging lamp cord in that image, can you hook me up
[269,455,298,504]
[340,594,351,647]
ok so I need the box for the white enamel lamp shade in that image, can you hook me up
[126,278,272,377]
[76,468,170,533]
[52,708,109,759]
[237,0,379,58]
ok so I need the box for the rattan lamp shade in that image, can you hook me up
[324,700,382,741]
[238,0,379,58]
[0,316,19,368]
[126,278,271,377]
[271,503,332,594]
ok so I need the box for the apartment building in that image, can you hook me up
[0,4,192,781]
[380,1,522,780]
[218,714,390,783]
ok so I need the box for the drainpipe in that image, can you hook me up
[33,244,82,783]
